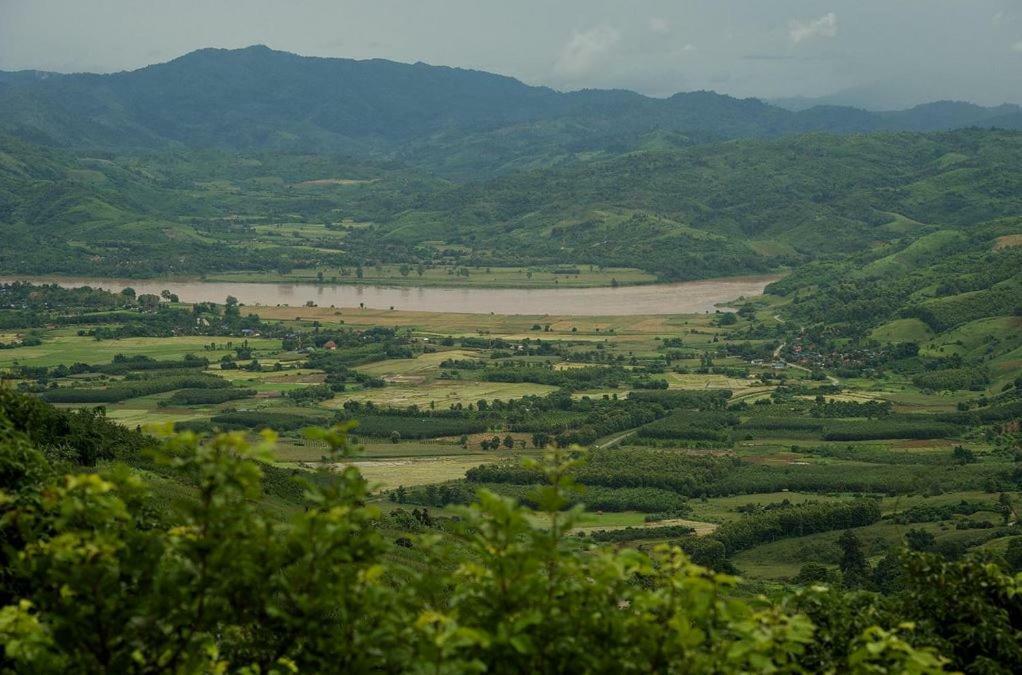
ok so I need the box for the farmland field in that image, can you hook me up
[2,256,1020,591]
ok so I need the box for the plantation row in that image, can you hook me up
[180,409,335,433]
[163,387,257,406]
[909,285,1020,331]
[797,444,960,465]
[636,410,738,441]
[633,411,964,442]
[466,447,1022,497]
[890,499,1002,524]
[627,389,732,409]
[347,414,490,439]
[587,524,697,542]
[400,481,689,512]
[41,374,230,403]
[912,367,990,391]
[481,365,631,390]
[711,499,882,554]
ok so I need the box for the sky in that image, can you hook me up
[1,0,1020,108]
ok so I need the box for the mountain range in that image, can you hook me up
[2,45,1021,178]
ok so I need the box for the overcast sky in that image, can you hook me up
[2,0,1020,107]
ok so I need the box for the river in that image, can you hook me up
[1,275,780,316]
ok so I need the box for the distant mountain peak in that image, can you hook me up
[1,46,1019,177]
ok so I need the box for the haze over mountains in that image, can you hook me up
[1,45,1020,178]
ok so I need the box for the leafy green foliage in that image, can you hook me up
[2,390,1014,672]
[347,413,489,439]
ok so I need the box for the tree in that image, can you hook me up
[904,529,936,552]
[951,445,976,464]
[998,493,1016,524]
[838,530,870,587]
[503,435,514,450]
[137,293,161,311]
[389,430,401,444]
[225,295,240,318]
[1005,537,1022,572]
[120,287,136,300]
[795,562,833,585]
[717,312,738,326]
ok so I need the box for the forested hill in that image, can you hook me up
[1,45,1020,178]
[359,129,1022,279]
[1,129,1021,279]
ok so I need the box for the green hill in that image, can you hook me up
[354,129,1022,280]
[2,46,1020,179]
[2,129,1022,280]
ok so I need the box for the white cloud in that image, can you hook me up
[682,43,697,52]
[554,26,621,76]
[1013,41,1022,53]
[649,17,671,35]
[789,12,838,44]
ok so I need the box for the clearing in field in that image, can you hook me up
[321,454,504,491]
[993,233,1022,250]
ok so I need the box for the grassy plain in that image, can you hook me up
[0,334,280,368]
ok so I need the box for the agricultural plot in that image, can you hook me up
[328,380,559,408]
[328,454,506,491]
[0,335,279,368]
[2,277,1019,591]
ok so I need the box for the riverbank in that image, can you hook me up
[0,274,781,316]
[202,264,659,288]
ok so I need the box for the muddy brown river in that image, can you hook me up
[1,275,780,316]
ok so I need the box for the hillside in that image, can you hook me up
[1,46,1020,178]
[2,129,1022,280]
[357,129,1022,279]
[764,218,1022,385]
[0,135,442,276]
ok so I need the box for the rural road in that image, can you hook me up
[594,430,636,450]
